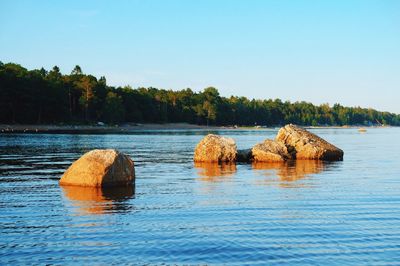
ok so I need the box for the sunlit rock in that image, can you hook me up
[59,149,135,187]
[194,134,237,162]
[276,124,344,161]
[251,139,292,162]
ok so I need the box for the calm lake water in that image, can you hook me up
[1,128,400,265]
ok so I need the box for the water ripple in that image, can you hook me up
[1,128,400,264]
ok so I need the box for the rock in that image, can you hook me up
[237,149,252,162]
[194,134,237,162]
[59,149,135,187]
[251,139,292,162]
[276,124,344,161]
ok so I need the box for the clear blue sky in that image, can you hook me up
[1,0,399,113]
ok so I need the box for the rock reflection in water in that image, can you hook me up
[194,162,237,203]
[61,185,135,215]
[194,162,237,181]
[252,160,326,187]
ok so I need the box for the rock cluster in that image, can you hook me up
[59,124,343,189]
[59,149,135,187]
[194,124,343,163]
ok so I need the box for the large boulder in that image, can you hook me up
[276,124,344,161]
[252,139,292,162]
[194,134,237,162]
[59,149,135,187]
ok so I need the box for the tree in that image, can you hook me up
[48,66,62,80]
[75,75,96,121]
[202,87,220,126]
[71,65,82,75]
[103,91,125,123]
[99,76,106,86]
[1,61,400,127]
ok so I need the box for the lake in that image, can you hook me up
[1,128,400,265]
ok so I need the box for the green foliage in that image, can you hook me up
[1,62,399,126]
[71,65,82,76]
[103,92,125,124]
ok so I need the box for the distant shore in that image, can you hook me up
[0,123,216,134]
[0,123,391,134]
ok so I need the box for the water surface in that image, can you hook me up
[1,128,400,265]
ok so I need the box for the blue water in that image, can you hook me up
[1,128,400,265]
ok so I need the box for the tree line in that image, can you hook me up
[1,62,399,126]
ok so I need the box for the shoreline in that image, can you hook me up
[0,123,217,134]
[0,123,392,134]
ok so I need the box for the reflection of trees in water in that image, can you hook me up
[252,160,335,187]
[61,185,135,215]
[194,162,237,181]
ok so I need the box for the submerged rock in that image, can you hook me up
[194,134,237,162]
[251,139,292,162]
[59,149,135,187]
[276,124,344,161]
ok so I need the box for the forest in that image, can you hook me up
[1,62,399,126]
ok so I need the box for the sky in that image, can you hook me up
[1,0,399,113]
